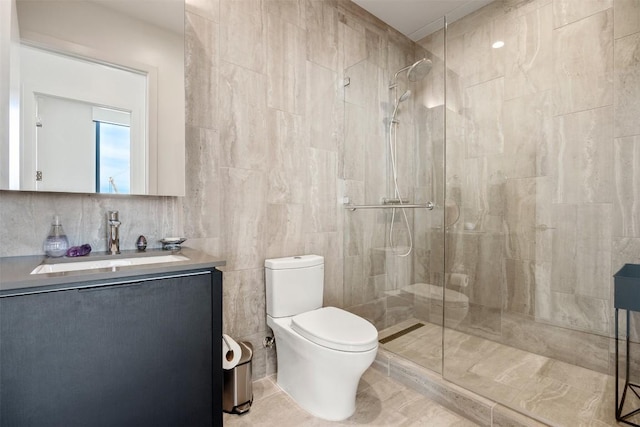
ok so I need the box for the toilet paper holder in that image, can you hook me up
[222,341,254,415]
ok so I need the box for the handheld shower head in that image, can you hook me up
[398,90,412,102]
[391,90,411,121]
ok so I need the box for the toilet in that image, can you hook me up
[265,255,378,421]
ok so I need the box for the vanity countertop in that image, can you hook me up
[0,247,225,297]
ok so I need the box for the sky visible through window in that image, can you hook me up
[97,122,130,194]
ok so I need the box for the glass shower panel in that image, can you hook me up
[342,17,446,375]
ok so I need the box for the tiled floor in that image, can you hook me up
[380,318,639,426]
[223,368,478,426]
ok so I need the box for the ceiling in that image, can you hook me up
[351,0,494,41]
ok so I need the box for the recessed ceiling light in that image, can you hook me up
[492,41,505,49]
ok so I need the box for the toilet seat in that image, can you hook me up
[291,307,378,352]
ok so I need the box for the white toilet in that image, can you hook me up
[265,255,378,421]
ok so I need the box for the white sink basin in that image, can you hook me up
[31,254,189,275]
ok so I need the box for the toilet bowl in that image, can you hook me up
[265,255,378,421]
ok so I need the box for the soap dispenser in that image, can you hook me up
[43,215,69,257]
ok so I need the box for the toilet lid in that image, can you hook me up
[291,307,378,352]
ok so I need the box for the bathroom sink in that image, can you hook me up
[30,254,189,275]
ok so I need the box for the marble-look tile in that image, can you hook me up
[614,32,640,137]
[552,106,614,204]
[340,19,367,70]
[501,311,610,374]
[553,9,613,115]
[504,4,553,100]
[614,0,640,39]
[492,404,548,427]
[502,91,552,179]
[305,61,342,153]
[219,0,265,73]
[504,177,537,261]
[222,268,266,339]
[549,291,609,335]
[265,203,304,259]
[505,259,536,315]
[343,103,366,181]
[185,0,219,23]
[464,78,504,158]
[390,353,494,426]
[221,168,267,271]
[266,13,306,115]
[265,0,305,28]
[305,231,343,307]
[304,0,339,72]
[553,0,613,28]
[550,203,577,291]
[219,62,268,171]
[462,15,506,87]
[575,204,613,300]
[266,109,307,205]
[183,126,220,239]
[613,136,640,237]
[185,11,218,129]
[304,148,337,233]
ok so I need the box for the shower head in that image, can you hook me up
[391,58,433,86]
[398,90,412,102]
[391,90,411,122]
[407,58,432,82]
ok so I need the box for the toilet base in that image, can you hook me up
[268,315,377,421]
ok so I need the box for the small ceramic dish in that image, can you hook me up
[160,237,187,250]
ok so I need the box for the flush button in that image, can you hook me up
[294,256,301,259]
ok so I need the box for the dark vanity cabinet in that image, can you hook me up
[0,268,222,427]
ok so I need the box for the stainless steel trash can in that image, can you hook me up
[222,341,253,414]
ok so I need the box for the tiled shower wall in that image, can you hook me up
[418,0,640,375]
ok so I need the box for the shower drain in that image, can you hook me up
[378,323,425,344]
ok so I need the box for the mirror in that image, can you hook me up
[0,0,185,196]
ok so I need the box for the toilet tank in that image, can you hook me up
[265,255,324,318]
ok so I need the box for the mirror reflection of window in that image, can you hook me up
[94,107,131,194]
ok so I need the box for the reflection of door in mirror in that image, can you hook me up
[22,45,146,194]
[35,95,134,194]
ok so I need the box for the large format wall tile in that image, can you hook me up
[304,148,337,233]
[552,0,612,28]
[266,13,306,115]
[220,0,265,73]
[183,126,220,239]
[185,11,219,129]
[613,135,640,237]
[551,106,614,204]
[504,4,553,100]
[219,62,268,171]
[614,0,640,39]
[553,9,613,115]
[266,109,307,205]
[305,61,342,152]
[503,91,552,179]
[614,32,640,137]
[464,78,505,158]
[221,167,267,271]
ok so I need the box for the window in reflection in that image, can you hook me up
[96,121,130,194]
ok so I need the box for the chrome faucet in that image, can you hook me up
[107,211,121,255]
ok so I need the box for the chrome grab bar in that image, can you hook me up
[344,201,435,211]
